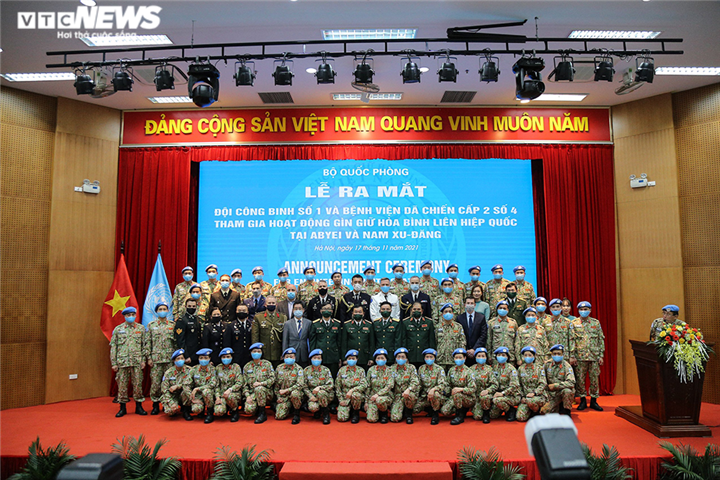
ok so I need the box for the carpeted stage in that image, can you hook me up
[2,395,717,480]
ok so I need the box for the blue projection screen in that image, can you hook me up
[198,159,536,286]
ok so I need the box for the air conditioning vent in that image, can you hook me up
[258,92,294,104]
[440,91,476,103]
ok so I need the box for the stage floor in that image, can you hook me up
[2,395,718,479]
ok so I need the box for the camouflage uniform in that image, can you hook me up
[649,318,685,341]
[432,292,463,321]
[516,362,547,422]
[189,364,218,414]
[485,278,510,307]
[243,280,273,299]
[271,282,290,302]
[231,282,246,298]
[364,365,394,423]
[390,279,410,297]
[435,320,467,369]
[486,317,519,364]
[200,279,219,312]
[540,360,576,414]
[573,316,605,399]
[172,281,194,318]
[514,323,549,366]
[441,364,476,416]
[243,359,276,414]
[297,280,319,305]
[514,280,536,306]
[414,363,448,413]
[251,310,287,364]
[364,280,382,297]
[110,321,146,403]
[160,364,193,415]
[145,317,176,402]
[389,362,420,422]
[274,363,305,419]
[400,317,436,364]
[213,363,244,416]
[335,365,367,422]
[489,362,520,418]
[419,276,440,300]
[329,283,350,301]
[303,364,335,412]
[470,363,499,419]
[373,318,402,362]
[450,280,466,302]
[542,316,576,362]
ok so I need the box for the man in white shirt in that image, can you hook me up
[370,277,400,320]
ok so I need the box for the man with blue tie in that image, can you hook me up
[244,282,267,322]
[456,297,488,358]
[283,303,311,366]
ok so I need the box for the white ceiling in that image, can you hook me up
[2,0,719,110]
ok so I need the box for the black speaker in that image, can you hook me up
[531,429,590,480]
[57,454,123,480]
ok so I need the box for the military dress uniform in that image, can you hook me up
[202,320,226,366]
[489,362,521,419]
[243,358,276,415]
[435,320,467,369]
[309,318,342,376]
[573,315,605,400]
[400,316,436,366]
[373,317,402,363]
[364,364,395,423]
[307,295,338,322]
[214,358,244,417]
[516,361,547,422]
[486,317,519,364]
[224,319,253,367]
[190,361,218,415]
[274,361,305,420]
[441,362,476,418]
[110,320,146,404]
[390,279,410,297]
[541,359,576,414]
[339,291,372,322]
[251,310,287,364]
[503,298,528,326]
[389,360,420,422]
[470,362,499,420]
[297,280,319,305]
[335,363,368,422]
[172,280,194,318]
[329,283,350,301]
[485,278,510,308]
[145,317,177,402]
[160,362,193,416]
[542,316,575,362]
[514,323,549,366]
[341,319,375,366]
[414,361,448,415]
[175,311,202,366]
[303,363,335,413]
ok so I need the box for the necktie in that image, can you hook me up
[254,298,258,308]
[297,320,302,335]
[468,314,473,331]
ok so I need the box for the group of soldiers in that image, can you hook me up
[109,261,624,423]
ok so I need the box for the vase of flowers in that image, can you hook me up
[649,323,713,383]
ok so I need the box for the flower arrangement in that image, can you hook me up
[649,323,713,383]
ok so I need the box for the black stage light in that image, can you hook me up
[234,61,255,86]
[480,54,500,82]
[74,70,95,95]
[513,56,545,100]
[187,62,220,107]
[353,60,374,85]
[438,61,458,82]
[154,65,174,91]
[273,59,294,86]
[550,53,575,81]
[112,65,133,92]
[316,62,337,84]
[635,53,655,83]
[401,58,422,83]
[593,55,615,82]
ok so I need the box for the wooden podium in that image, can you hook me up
[615,340,712,437]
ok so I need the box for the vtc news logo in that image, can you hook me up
[18,5,161,30]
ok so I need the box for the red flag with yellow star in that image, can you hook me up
[101,254,139,341]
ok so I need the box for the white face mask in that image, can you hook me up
[353,283,363,292]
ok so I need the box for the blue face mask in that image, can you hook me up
[422,268,432,276]
[157,310,168,318]
[365,274,375,281]
[443,287,453,294]
[536,305,547,313]
[347,359,357,367]
[305,274,315,281]
[284,357,295,365]
[526,316,536,324]
[220,281,230,289]
[448,271,458,279]
[410,284,420,292]
[443,312,454,321]
[207,272,217,279]
[233,277,242,284]
[191,292,201,300]
[311,359,322,367]
[254,274,263,281]
[515,274,525,281]
[493,273,502,280]
[552,355,564,363]
[199,359,210,366]
[470,274,479,281]
[174,360,185,367]
[287,291,296,300]
[476,357,487,364]
[396,358,407,366]
[425,358,435,366]
[394,272,404,279]
[125,316,136,323]
[551,309,562,316]
[183,274,193,282]
[293,310,303,318]
[496,356,508,364]
[497,309,508,317]
[278,276,287,283]
[376,359,386,367]
[380,286,390,294]
[221,357,232,365]
[251,352,262,360]
[454,358,465,366]
[580,310,591,318]
[524,356,534,364]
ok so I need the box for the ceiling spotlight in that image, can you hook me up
[154,65,174,91]
[234,60,256,86]
[353,52,375,85]
[593,54,615,82]
[479,52,500,82]
[272,57,294,86]
[187,60,220,107]
[74,67,95,95]
[437,52,458,82]
[549,52,575,81]
[314,54,337,84]
[112,64,133,92]
[635,51,655,83]
[401,55,422,84]
[513,55,545,100]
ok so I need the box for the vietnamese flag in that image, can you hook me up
[101,254,139,341]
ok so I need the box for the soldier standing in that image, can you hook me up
[339,275,372,322]
[433,278,463,320]
[304,349,335,424]
[516,346,547,422]
[175,297,202,366]
[413,348,447,425]
[435,303,466,370]
[224,304,253,368]
[502,283,528,326]
[399,302,436,368]
[445,264,465,301]
[200,264,219,306]
[189,348,218,423]
[271,268,291,302]
[363,266,382,296]
[389,348,420,423]
[464,266,485,302]
[230,269,245,298]
[297,266,320,305]
[540,344,576,415]
[364,349,395,423]
[329,271,350,301]
[214,348,244,422]
[514,307,549,366]
[186,284,208,324]
[543,299,575,364]
[649,304,685,341]
[244,266,273,299]
[145,302,176,415]
[441,348,476,425]
[390,263,410,297]
[336,350,367,423]
[172,266,195,317]
[485,264,510,308]
[489,347,520,421]
[110,307,147,417]
[418,260,440,300]
[372,301,402,363]
[243,342,276,423]
[341,306,375,368]
[251,296,286,366]
[274,348,305,424]
[573,301,605,412]
[160,349,193,420]
[307,280,337,321]
[512,266,536,306]
[534,297,549,324]
[486,301,519,364]
[309,303,342,377]
[202,309,226,365]
[469,348,498,423]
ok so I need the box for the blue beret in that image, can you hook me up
[577,301,592,309]
[392,263,404,270]
[171,349,185,360]
[523,307,537,317]
[122,306,137,315]
[309,348,323,358]
[513,265,526,273]
[277,267,288,275]
[363,266,375,273]
[453,348,467,356]
[420,260,432,268]
[422,348,437,357]
[205,264,218,272]
[219,347,234,356]
[303,266,315,274]
[468,265,481,273]
[521,345,536,355]
[549,298,562,307]
[493,347,510,355]
[154,302,169,312]
[475,347,488,355]
[189,283,202,291]
[196,348,212,356]
[252,266,264,273]
[662,304,680,313]
[394,347,409,357]
[283,347,297,357]
[446,263,458,272]
[345,349,359,358]
[496,300,509,308]
[182,266,194,273]
[250,342,264,350]
[373,348,388,358]
[534,297,548,305]
[440,277,453,285]
[331,270,342,277]
[231,269,242,276]
[440,302,454,312]
[491,264,503,272]
[550,344,565,352]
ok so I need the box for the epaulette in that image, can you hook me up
[393,318,401,322]
[313,319,321,323]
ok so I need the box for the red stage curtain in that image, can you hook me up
[117,143,616,394]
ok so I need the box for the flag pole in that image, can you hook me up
[158,240,162,254]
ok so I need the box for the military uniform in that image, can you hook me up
[271,283,290,302]
[573,316,605,399]
[514,323,549,365]
[303,364,335,412]
[329,283,350,301]
[515,280,536,306]
[172,281,194,318]
[503,298,528,326]
[309,318,342,377]
[200,279,219,310]
[450,280,466,302]
[274,363,305,420]
[214,362,244,416]
[516,362,547,422]
[364,365,394,423]
[373,318,402,362]
[649,318,685,341]
[243,280,273,299]
[441,364,476,416]
[341,320,375,366]
[419,276,440,300]
[174,312,202,366]
[390,279,410,297]
[160,364,193,415]
[363,280,382,297]
[190,363,218,414]
[243,359,276,415]
[414,363,448,414]
[485,278,510,307]
[335,364,367,422]
[251,311,287,364]
[307,295,338,322]
[231,282,246,298]
[541,359,576,414]
[297,280,319,305]
[435,320,466,368]
[486,317,519,363]
[202,320,226,366]
[542,316,575,362]
[400,317,436,365]
[470,363,499,419]
[224,320,253,367]
[110,321,146,403]
[389,362,420,422]
[433,292,463,321]
[489,362,521,418]
[339,291,372,322]
[145,317,177,402]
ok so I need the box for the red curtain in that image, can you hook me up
[117,143,616,394]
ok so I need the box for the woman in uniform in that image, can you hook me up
[364,348,395,423]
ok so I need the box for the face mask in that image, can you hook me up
[233,277,242,284]
[186,307,197,314]
[287,291,296,300]
[496,356,508,364]
[410,284,420,292]
[454,358,465,366]
[425,358,435,366]
[174,360,185,367]
[284,357,295,365]
[526,316,536,324]
[465,305,475,313]
[551,309,562,316]
[220,281,230,289]
[506,291,517,299]
[199,359,210,366]
[365,274,375,281]
[353,283,363,292]
[443,287,453,294]
[524,356,534,364]
[516,274,525,282]
[305,274,315,281]
[353,313,364,321]
[293,310,303,318]
[191,292,201,300]
[580,310,591,318]
[380,310,391,318]
[251,352,262,360]
[321,310,332,318]
[380,286,390,294]
[394,272,404,279]
[212,316,221,322]
[125,316,136,323]
[396,358,407,366]
[536,305,547,313]
[493,273,502,280]
[470,274,479,281]
[422,268,432,276]
[448,271,458,279]
[347,359,357,367]
[311,359,322,367]
[476,357,487,365]
[221,357,232,365]
[443,312,454,321]
[376,359,386,367]
[183,274,193,282]
[157,310,168,318]
[318,288,328,296]
[278,276,287,283]
[552,355,564,363]
[412,311,423,319]
[266,305,276,312]
[497,309,508,317]
[207,272,217,279]
[237,311,249,320]
[254,274,263,281]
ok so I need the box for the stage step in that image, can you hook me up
[279,461,453,480]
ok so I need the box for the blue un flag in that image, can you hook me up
[143,254,174,328]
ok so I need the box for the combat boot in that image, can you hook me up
[350,408,360,424]
[577,397,588,411]
[405,408,414,424]
[589,398,603,411]
[230,408,240,422]
[506,406,516,422]
[322,407,331,425]
[135,401,147,416]
[183,405,194,421]
[380,410,389,424]
[150,402,160,415]
[255,406,267,424]
[115,403,127,418]
[430,410,439,425]
[292,407,301,425]
[450,407,466,425]
[204,407,214,423]
[482,409,491,424]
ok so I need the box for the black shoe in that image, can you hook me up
[230,408,240,422]
[292,408,301,425]
[405,408,413,424]
[329,404,338,415]
[589,398,604,411]
[350,409,360,424]
[577,397,587,411]
[255,406,267,424]
[150,402,160,415]
[112,396,119,404]
[115,403,127,418]
[135,401,147,416]
[450,408,466,425]
[559,406,571,416]
[430,411,439,425]
[380,410,388,424]
[205,407,214,424]
[506,406,516,422]
[322,407,331,425]
[482,409,491,424]
[182,406,193,421]
[313,411,321,419]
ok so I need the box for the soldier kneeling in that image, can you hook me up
[160,349,193,421]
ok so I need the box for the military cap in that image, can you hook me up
[523,307,537,317]
[496,300,509,308]
[309,348,323,358]
[534,296,548,305]
[282,347,297,357]
[453,348,467,356]
[521,345,536,355]
[549,298,562,307]
[440,302,454,312]
[491,264,503,272]
[277,267,288,276]
[662,304,680,313]
[331,270,342,277]
[577,301,592,309]
[445,263,459,272]
[475,347,488,355]
[252,266,264,273]
[513,265,526,273]
[373,348,388,358]
[196,348,212,356]
[122,306,137,315]
[171,349,185,360]
[231,268,242,276]
[219,347,234,356]
[468,265,481,273]
[363,266,375,273]
[422,348,437,357]
[154,302,169,312]
[392,263,404,270]
[303,266,315,274]
[205,264,218,272]
[345,349,359,358]
[250,342,264,350]
[189,283,202,291]
[493,346,510,355]
[440,277,453,285]
[420,260,432,268]
[394,347,409,357]
[550,344,565,352]
[181,266,194,274]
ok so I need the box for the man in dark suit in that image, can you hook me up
[224,303,253,367]
[277,283,302,319]
[338,275,372,322]
[283,302,311,366]
[399,276,432,319]
[306,279,337,321]
[208,274,242,324]
[456,297,488,358]
[244,282,267,322]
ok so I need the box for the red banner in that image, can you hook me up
[121,106,611,146]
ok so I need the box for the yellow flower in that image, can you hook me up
[660,331,667,337]
[679,338,685,344]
